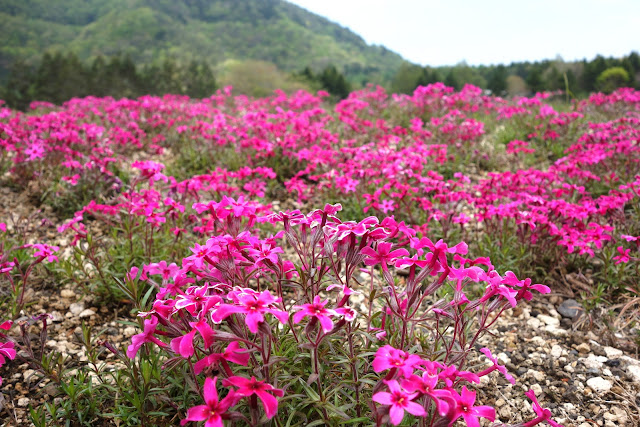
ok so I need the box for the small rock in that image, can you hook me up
[23,369,37,383]
[498,405,511,419]
[537,314,560,327]
[603,346,623,358]
[17,397,29,407]
[49,311,64,322]
[527,317,542,329]
[531,383,543,395]
[576,343,591,353]
[546,326,568,337]
[78,309,96,318]
[586,376,612,393]
[557,299,582,318]
[69,303,84,316]
[528,369,545,382]
[627,365,640,382]
[550,344,563,358]
[580,354,606,370]
[60,289,76,299]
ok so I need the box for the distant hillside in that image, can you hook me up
[0,0,406,85]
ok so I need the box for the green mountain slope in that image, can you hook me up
[0,0,406,85]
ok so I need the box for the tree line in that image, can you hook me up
[2,50,638,111]
[0,52,355,110]
[390,51,640,96]
[1,52,218,110]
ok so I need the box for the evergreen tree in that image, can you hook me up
[1,59,35,111]
[444,70,461,91]
[525,68,545,93]
[416,67,442,87]
[319,65,350,99]
[487,65,507,95]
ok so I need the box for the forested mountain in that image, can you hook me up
[0,0,405,84]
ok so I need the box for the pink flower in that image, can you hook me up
[502,271,550,301]
[147,261,181,281]
[446,386,495,427]
[222,376,284,419]
[613,246,631,264]
[372,380,426,425]
[127,316,167,359]
[246,242,284,265]
[31,244,60,263]
[401,371,452,416]
[292,295,337,332]
[361,242,409,271]
[184,239,221,269]
[194,342,250,375]
[171,329,197,358]
[0,341,16,366]
[0,321,12,331]
[180,377,237,427]
[372,345,425,377]
[212,289,288,334]
[524,389,564,427]
[478,348,515,384]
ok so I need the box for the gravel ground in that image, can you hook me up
[1,186,639,426]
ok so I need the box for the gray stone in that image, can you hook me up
[557,298,582,318]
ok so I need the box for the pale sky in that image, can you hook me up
[287,0,640,66]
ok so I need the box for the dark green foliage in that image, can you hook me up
[525,68,545,93]
[416,67,442,87]
[1,53,217,109]
[444,70,461,91]
[388,51,640,97]
[296,65,351,99]
[487,65,507,95]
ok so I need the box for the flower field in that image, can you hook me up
[0,84,639,426]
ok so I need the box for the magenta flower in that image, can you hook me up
[361,242,409,271]
[180,377,237,427]
[147,261,181,280]
[613,246,631,264]
[212,289,288,333]
[31,244,60,263]
[502,271,550,301]
[222,376,284,419]
[446,386,495,427]
[194,342,250,375]
[127,316,167,359]
[523,389,564,427]
[184,239,221,269]
[372,345,425,377]
[246,242,284,265]
[0,341,16,366]
[171,329,197,358]
[372,379,426,425]
[292,295,337,332]
[478,348,515,384]
[401,371,452,416]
